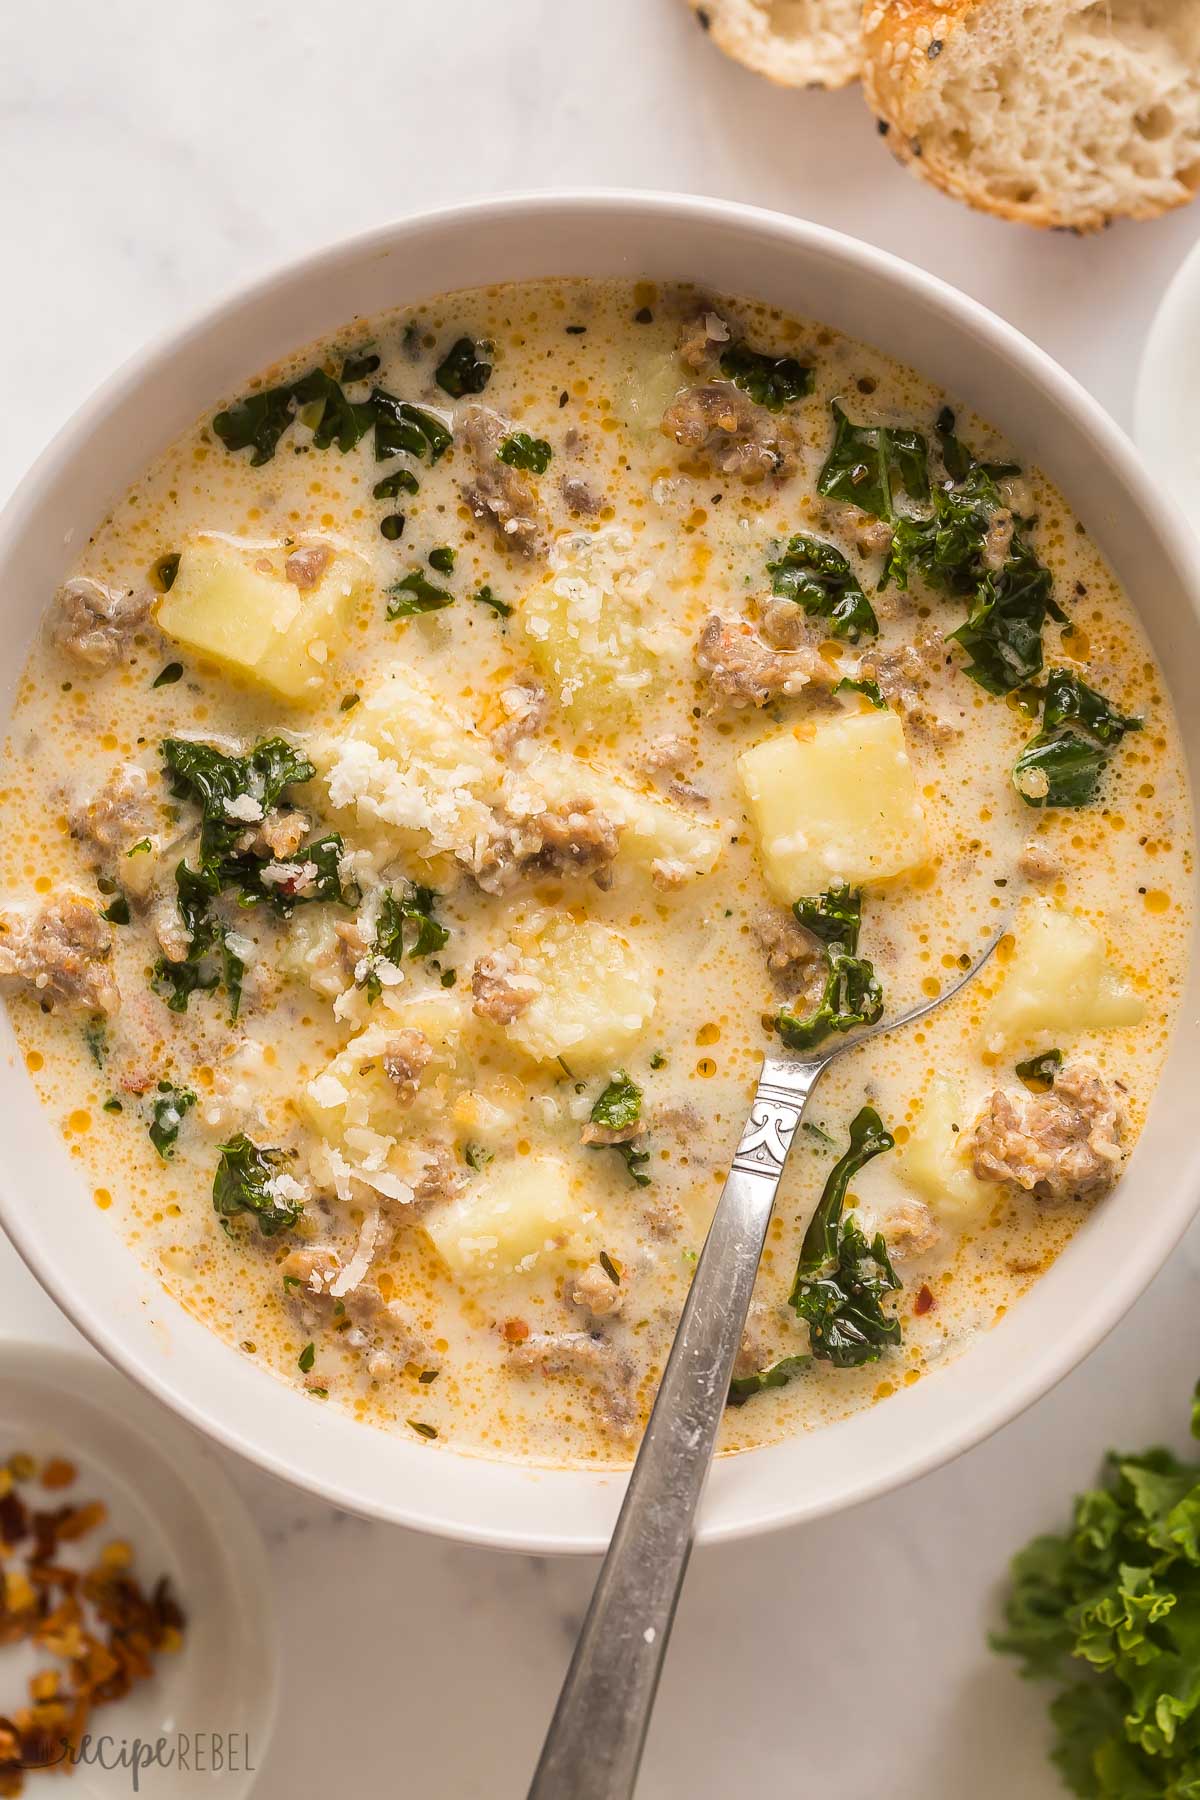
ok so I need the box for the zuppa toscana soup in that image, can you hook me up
[0,278,1189,1466]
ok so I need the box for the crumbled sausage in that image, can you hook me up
[412,1140,464,1203]
[637,733,691,775]
[283,542,333,590]
[238,809,311,860]
[382,1029,433,1106]
[677,308,732,370]
[68,763,153,861]
[981,509,1015,571]
[492,681,550,754]
[969,1059,1124,1202]
[865,636,958,744]
[459,405,545,557]
[49,578,151,670]
[150,895,192,965]
[882,1197,941,1259]
[471,945,542,1024]
[1018,840,1062,884]
[506,1330,637,1439]
[818,499,895,559]
[0,895,119,1014]
[571,1261,626,1319]
[661,382,798,482]
[666,778,709,810]
[581,1114,644,1147]
[753,907,824,995]
[695,613,816,709]
[559,474,604,517]
[281,1247,431,1365]
[475,800,620,894]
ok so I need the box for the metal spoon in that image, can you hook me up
[527,923,1006,1800]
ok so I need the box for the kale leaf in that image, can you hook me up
[586,1072,650,1187]
[718,341,813,412]
[498,432,552,474]
[787,1107,900,1368]
[766,534,879,642]
[950,541,1065,695]
[1016,1049,1062,1090]
[212,1134,303,1237]
[386,571,454,618]
[359,884,449,1002]
[370,390,452,464]
[817,401,929,521]
[290,368,375,453]
[992,1382,1200,1798]
[775,886,884,1052]
[213,369,454,471]
[211,385,297,466]
[832,675,886,708]
[340,350,381,382]
[162,737,315,862]
[728,1354,812,1407]
[434,337,493,398]
[148,1081,196,1160]
[372,469,420,501]
[473,584,512,619]
[1013,670,1143,808]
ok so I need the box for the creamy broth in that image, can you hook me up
[0,278,1190,1468]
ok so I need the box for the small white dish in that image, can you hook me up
[0,1342,278,1798]
[1136,234,1200,523]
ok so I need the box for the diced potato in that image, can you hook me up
[300,1024,412,1146]
[520,529,682,728]
[737,710,928,902]
[984,902,1144,1049]
[156,534,367,703]
[321,665,501,864]
[901,1077,996,1225]
[512,747,721,885]
[500,918,656,1069]
[618,349,686,438]
[425,1155,592,1279]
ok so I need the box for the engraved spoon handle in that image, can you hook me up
[527,1054,826,1800]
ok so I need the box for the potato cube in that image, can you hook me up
[425,1155,591,1279]
[737,710,927,902]
[984,902,1144,1049]
[300,1024,412,1145]
[499,918,656,1069]
[156,534,366,703]
[901,1077,996,1225]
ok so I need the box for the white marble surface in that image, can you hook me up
[2,2,1200,1795]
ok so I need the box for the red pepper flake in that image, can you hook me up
[914,1284,935,1316]
[502,1318,530,1345]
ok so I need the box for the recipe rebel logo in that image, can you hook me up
[24,1731,257,1791]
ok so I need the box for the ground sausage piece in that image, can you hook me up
[677,308,732,370]
[695,614,814,709]
[753,907,824,995]
[283,542,333,590]
[150,895,192,966]
[571,1262,626,1319]
[0,895,119,1014]
[471,945,542,1024]
[412,1141,464,1203]
[755,602,843,692]
[866,637,958,745]
[882,1198,941,1259]
[506,1330,637,1439]
[458,405,545,557]
[475,801,620,894]
[969,1059,1124,1202]
[637,733,691,775]
[661,382,798,483]
[382,1029,433,1106]
[49,578,152,670]
[492,681,550,755]
[559,473,604,517]
[237,809,311,861]
[580,1116,644,1147]
[1018,840,1062,884]
[69,763,153,861]
[981,509,1015,571]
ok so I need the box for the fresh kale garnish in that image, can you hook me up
[1012,669,1143,808]
[1016,1049,1062,1089]
[434,337,493,398]
[817,401,929,521]
[386,571,454,618]
[774,886,884,1052]
[498,432,552,474]
[358,884,449,1002]
[787,1107,900,1368]
[212,1134,303,1237]
[728,1354,811,1407]
[473,584,512,618]
[290,368,375,453]
[718,341,813,412]
[148,1081,196,1160]
[992,1382,1200,1798]
[369,389,451,464]
[766,534,879,642]
[213,370,453,469]
[832,675,886,708]
[586,1073,650,1187]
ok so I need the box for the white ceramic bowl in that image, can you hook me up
[1136,232,1200,522]
[0,192,1197,1555]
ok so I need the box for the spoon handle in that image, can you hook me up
[527,1055,824,1800]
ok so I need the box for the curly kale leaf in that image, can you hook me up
[785,1107,899,1368]
[386,571,454,618]
[728,1354,812,1408]
[498,432,552,474]
[359,884,449,1001]
[817,401,929,522]
[585,1072,650,1187]
[1013,669,1143,809]
[212,1134,303,1237]
[774,886,884,1052]
[718,341,813,412]
[993,1386,1200,1797]
[148,1082,197,1160]
[161,737,314,862]
[766,533,878,642]
[434,336,493,398]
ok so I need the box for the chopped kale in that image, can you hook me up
[817,401,929,521]
[464,1142,494,1172]
[161,736,315,862]
[369,388,451,464]
[290,367,375,454]
[101,894,131,925]
[379,514,406,542]
[728,1354,811,1407]
[774,886,884,1052]
[498,432,552,474]
[212,384,297,466]
[950,541,1065,695]
[787,1107,900,1368]
[434,336,493,398]
[615,1143,652,1188]
[1013,670,1143,808]
[82,1017,107,1068]
[153,553,181,592]
[473,584,512,619]
[212,1134,303,1237]
[298,1342,316,1373]
[589,1071,643,1133]
[386,571,453,618]
[598,1250,621,1285]
[832,675,886,708]
[152,662,184,689]
[148,1081,196,1160]
[428,546,456,573]
[1016,1049,1062,1090]
[718,342,813,412]
[358,884,449,1002]
[339,692,361,712]
[340,350,381,382]
[372,469,420,501]
[766,533,878,642]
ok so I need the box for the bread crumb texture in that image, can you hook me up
[688,0,863,89]
[863,0,1200,230]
